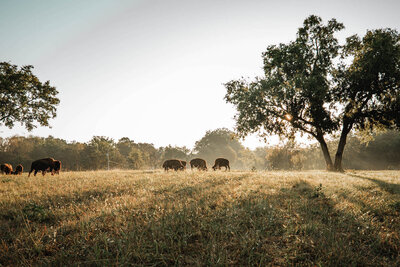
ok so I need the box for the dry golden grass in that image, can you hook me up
[1,170,399,266]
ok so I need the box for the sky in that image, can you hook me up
[1,0,399,149]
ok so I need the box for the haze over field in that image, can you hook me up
[1,0,399,148]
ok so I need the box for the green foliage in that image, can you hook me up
[22,203,54,223]
[301,131,400,170]
[116,137,135,157]
[1,130,400,171]
[0,135,160,171]
[0,62,59,130]
[128,146,144,169]
[225,16,343,140]
[160,145,190,162]
[267,147,303,170]
[335,29,400,132]
[225,15,400,171]
[194,128,243,165]
[137,143,161,169]
[82,136,121,170]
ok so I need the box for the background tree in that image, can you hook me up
[267,144,304,170]
[193,128,243,166]
[0,62,60,130]
[137,143,161,169]
[117,137,135,158]
[332,29,400,170]
[160,145,190,162]
[0,132,399,172]
[128,146,145,169]
[225,15,400,171]
[81,136,124,170]
[253,147,270,170]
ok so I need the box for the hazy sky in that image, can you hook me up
[1,0,399,149]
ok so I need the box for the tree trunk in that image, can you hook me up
[333,120,353,172]
[316,131,334,171]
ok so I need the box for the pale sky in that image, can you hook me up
[1,0,399,149]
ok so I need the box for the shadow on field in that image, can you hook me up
[268,180,398,266]
[346,173,400,195]
[2,177,400,266]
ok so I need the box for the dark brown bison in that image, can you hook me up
[28,158,61,177]
[1,163,13,175]
[190,158,207,171]
[162,159,185,171]
[53,160,61,174]
[212,158,230,171]
[13,164,23,175]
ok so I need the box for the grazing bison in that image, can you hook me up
[1,163,13,175]
[212,158,230,171]
[53,160,61,174]
[13,164,23,175]
[162,159,185,171]
[190,158,207,171]
[28,158,61,177]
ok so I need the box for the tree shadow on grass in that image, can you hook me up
[346,173,400,195]
[273,180,399,266]
[35,181,400,266]
[2,178,400,266]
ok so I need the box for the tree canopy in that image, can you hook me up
[225,15,400,171]
[0,62,60,131]
[194,128,244,165]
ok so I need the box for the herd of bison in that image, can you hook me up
[163,157,230,171]
[0,158,61,176]
[0,157,230,175]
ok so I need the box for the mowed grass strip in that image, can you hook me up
[0,170,399,266]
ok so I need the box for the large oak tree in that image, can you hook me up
[0,62,60,131]
[225,15,400,171]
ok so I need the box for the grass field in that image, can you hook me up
[1,170,399,266]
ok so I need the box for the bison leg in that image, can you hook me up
[34,170,38,176]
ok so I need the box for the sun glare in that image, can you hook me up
[285,114,293,121]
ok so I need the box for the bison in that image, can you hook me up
[53,160,61,174]
[190,158,207,171]
[13,164,23,175]
[212,158,230,171]
[1,163,13,175]
[162,159,185,171]
[28,158,61,177]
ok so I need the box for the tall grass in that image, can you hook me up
[1,170,399,266]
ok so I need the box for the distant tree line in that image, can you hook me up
[0,128,264,171]
[266,131,400,170]
[1,129,399,172]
